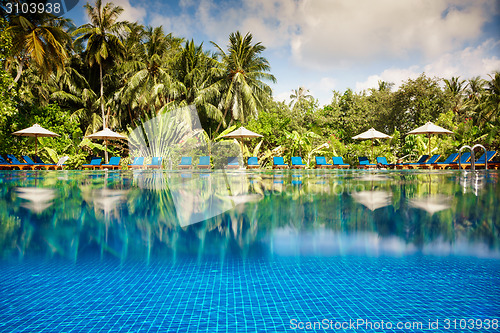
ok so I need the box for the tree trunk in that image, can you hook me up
[100,62,108,164]
[215,106,230,134]
[8,58,25,91]
[100,62,105,129]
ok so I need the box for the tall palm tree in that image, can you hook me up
[289,86,313,108]
[72,0,128,129]
[120,27,176,120]
[6,10,71,89]
[477,72,500,127]
[173,40,223,126]
[443,76,466,114]
[212,31,276,133]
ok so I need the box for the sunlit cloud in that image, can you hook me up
[355,39,500,92]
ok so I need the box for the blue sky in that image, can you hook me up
[66,0,500,106]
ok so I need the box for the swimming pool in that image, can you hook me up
[0,170,499,332]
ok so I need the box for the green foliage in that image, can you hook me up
[390,74,451,134]
[1,0,499,167]
[0,104,82,160]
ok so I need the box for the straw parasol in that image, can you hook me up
[407,122,453,156]
[221,126,262,140]
[220,126,263,161]
[85,128,127,164]
[352,128,392,158]
[12,124,60,155]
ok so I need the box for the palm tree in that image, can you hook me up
[72,0,128,129]
[6,10,71,89]
[289,86,313,108]
[173,40,223,127]
[443,76,466,115]
[477,72,500,127]
[212,31,276,133]
[119,26,181,120]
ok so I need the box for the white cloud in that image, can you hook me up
[290,0,493,70]
[82,0,147,24]
[111,0,147,23]
[310,77,338,105]
[354,39,500,91]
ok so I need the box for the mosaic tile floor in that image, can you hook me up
[1,256,499,332]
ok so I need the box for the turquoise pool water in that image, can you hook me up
[0,169,499,332]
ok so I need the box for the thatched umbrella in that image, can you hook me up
[12,124,60,155]
[221,126,263,163]
[352,128,392,158]
[407,122,453,156]
[85,128,127,164]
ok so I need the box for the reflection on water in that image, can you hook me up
[0,170,499,262]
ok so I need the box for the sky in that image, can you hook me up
[65,0,500,107]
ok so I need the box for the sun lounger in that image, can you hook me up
[34,155,66,170]
[178,157,192,169]
[358,157,376,169]
[147,157,162,169]
[273,157,288,169]
[420,153,458,170]
[82,157,102,170]
[396,155,430,169]
[198,156,211,169]
[128,157,145,169]
[332,157,350,169]
[375,157,397,169]
[226,157,240,169]
[315,156,332,169]
[247,157,259,169]
[0,154,18,170]
[450,151,497,169]
[433,152,470,170]
[291,156,306,169]
[6,154,35,170]
[405,154,441,169]
[98,156,121,169]
[22,156,56,170]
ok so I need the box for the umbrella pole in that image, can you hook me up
[35,135,38,156]
[105,139,109,164]
[371,139,374,160]
[428,133,431,156]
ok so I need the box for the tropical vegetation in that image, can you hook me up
[1,0,499,168]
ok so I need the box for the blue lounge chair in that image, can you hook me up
[0,154,18,170]
[397,155,430,169]
[33,155,67,170]
[226,157,240,169]
[421,153,458,169]
[332,157,350,169]
[358,157,376,169]
[404,154,441,169]
[247,157,259,169]
[178,157,192,169]
[291,156,306,169]
[434,152,470,170]
[273,156,288,169]
[82,157,102,170]
[376,157,397,169]
[198,156,211,169]
[22,156,55,170]
[147,157,163,169]
[451,151,497,169]
[98,156,121,169]
[128,157,145,169]
[315,156,332,169]
[6,154,34,170]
